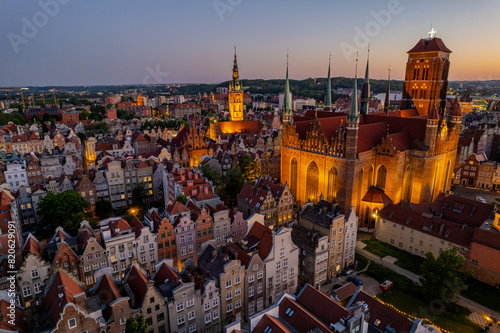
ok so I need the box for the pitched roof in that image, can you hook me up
[0,300,26,333]
[253,314,293,333]
[153,261,183,288]
[361,186,393,204]
[278,296,332,333]
[472,229,500,251]
[224,242,251,267]
[331,282,357,302]
[129,216,145,238]
[297,284,350,324]
[126,265,149,307]
[166,201,190,215]
[22,233,42,259]
[407,37,452,53]
[41,271,89,328]
[246,222,273,260]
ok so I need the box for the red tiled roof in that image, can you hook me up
[407,37,452,53]
[297,284,350,323]
[41,271,89,328]
[22,233,42,260]
[97,274,122,307]
[472,229,500,251]
[247,222,273,260]
[332,282,357,302]
[278,297,331,333]
[129,216,144,238]
[166,201,190,215]
[0,300,26,333]
[354,291,413,333]
[126,265,149,306]
[253,314,293,333]
[153,261,183,287]
[225,242,251,267]
[362,187,393,204]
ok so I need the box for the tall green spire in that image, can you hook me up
[283,50,292,120]
[325,53,332,108]
[347,55,359,123]
[360,46,370,119]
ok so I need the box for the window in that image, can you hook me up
[248,274,255,283]
[204,302,211,311]
[213,309,219,319]
[283,258,288,267]
[283,270,288,281]
[189,324,196,333]
[280,248,285,257]
[205,313,211,324]
[34,282,42,294]
[235,300,241,309]
[226,280,232,288]
[177,315,185,325]
[276,261,281,270]
[257,282,263,294]
[188,310,195,320]
[22,285,32,297]
[290,268,295,278]
[249,286,254,297]
[235,276,241,285]
[212,298,218,307]
[187,298,194,308]
[226,303,233,313]
[235,288,241,296]
[31,269,39,279]
[176,302,184,312]
[226,291,232,300]
[257,271,263,280]
[68,318,77,328]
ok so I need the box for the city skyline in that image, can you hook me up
[1,1,500,86]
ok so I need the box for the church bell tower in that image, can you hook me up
[228,46,244,121]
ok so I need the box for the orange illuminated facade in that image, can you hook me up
[229,47,243,121]
[281,36,462,231]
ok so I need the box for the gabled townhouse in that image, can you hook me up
[91,168,109,203]
[154,260,204,333]
[40,154,62,180]
[77,221,108,288]
[27,132,44,154]
[91,274,137,333]
[238,177,294,230]
[180,261,222,333]
[242,221,299,307]
[40,271,102,333]
[5,161,28,192]
[0,190,22,255]
[25,153,43,186]
[172,212,198,269]
[17,233,51,308]
[230,210,247,243]
[153,209,178,263]
[198,244,245,326]
[130,216,158,275]
[13,185,37,233]
[11,134,29,155]
[105,160,127,209]
[75,174,97,211]
[206,202,231,248]
[186,200,213,251]
[125,265,168,333]
[101,218,136,280]
[224,242,266,320]
[52,241,81,281]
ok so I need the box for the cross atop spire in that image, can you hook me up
[428,25,437,39]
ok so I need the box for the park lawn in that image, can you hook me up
[362,261,482,333]
[462,278,500,313]
[355,252,369,271]
[362,239,424,275]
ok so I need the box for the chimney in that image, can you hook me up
[439,224,445,235]
[204,187,209,194]
[73,292,87,310]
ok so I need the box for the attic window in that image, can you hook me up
[264,326,273,333]
[374,319,381,327]
[285,308,294,317]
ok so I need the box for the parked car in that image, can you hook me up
[380,280,393,292]
[347,277,362,286]
[476,196,487,203]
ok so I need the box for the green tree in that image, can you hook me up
[420,248,472,302]
[95,199,113,219]
[36,191,96,238]
[199,162,221,187]
[239,155,259,184]
[77,132,86,143]
[132,183,148,208]
[220,168,244,208]
[175,194,188,205]
[125,314,148,333]
[80,110,90,120]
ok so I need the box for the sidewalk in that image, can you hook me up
[356,243,500,325]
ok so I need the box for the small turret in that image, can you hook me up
[360,47,370,119]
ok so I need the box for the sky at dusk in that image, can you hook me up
[1,0,500,87]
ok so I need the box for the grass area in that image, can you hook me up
[362,261,482,333]
[462,278,500,313]
[362,239,425,275]
[355,252,369,271]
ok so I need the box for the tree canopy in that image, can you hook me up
[175,194,188,205]
[36,190,96,238]
[420,248,472,302]
[132,183,149,208]
[125,314,148,333]
[239,155,259,184]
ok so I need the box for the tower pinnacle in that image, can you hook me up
[360,46,370,119]
[347,54,359,123]
[384,67,391,114]
[325,53,332,109]
[283,50,292,123]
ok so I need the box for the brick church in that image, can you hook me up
[281,33,462,231]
